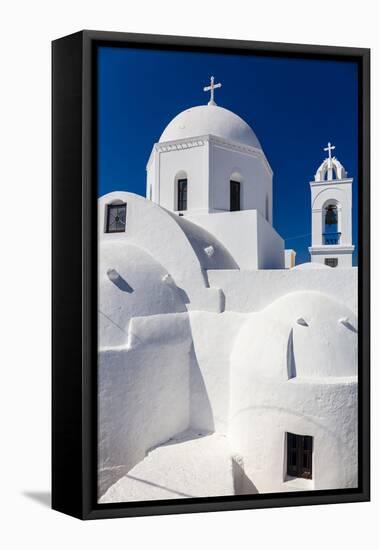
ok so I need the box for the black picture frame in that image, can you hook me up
[52,30,370,520]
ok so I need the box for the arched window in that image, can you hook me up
[105,201,127,233]
[230,180,241,211]
[229,172,243,212]
[323,202,340,244]
[177,178,188,211]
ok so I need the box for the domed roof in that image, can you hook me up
[159,104,261,149]
[231,291,357,380]
[99,242,187,347]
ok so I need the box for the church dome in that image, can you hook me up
[159,104,261,149]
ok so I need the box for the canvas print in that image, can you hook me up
[97,46,358,503]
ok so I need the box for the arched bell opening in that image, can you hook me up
[322,200,341,245]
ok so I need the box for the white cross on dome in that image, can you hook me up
[203,76,222,106]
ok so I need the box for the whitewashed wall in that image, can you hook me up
[209,140,272,220]
[228,377,357,493]
[186,209,284,269]
[147,135,272,219]
[99,242,187,347]
[98,192,237,312]
[98,313,193,497]
[229,291,358,492]
[188,311,247,433]
[97,193,358,498]
[149,141,210,212]
[208,267,358,314]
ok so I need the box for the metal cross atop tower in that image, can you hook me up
[204,76,222,106]
[324,141,336,164]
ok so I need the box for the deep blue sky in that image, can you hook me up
[98,46,358,265]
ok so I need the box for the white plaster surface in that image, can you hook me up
[100,431,235,503]
[150,140,210,211]
[293,261,331,270]
[98,313,193,496]
[228,376,357,493]
[99,192,237,312]
[188,311,247,433]
[99,242,187,348]
[148,135,273,223]
[232,291,357,380]
[229,291,358,493]
[208,267,358,314]
[208,140,272,217]
[186,209,284,269]
[159,104,262,149]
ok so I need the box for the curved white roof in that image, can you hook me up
[99,243,187,348]
[159,104,261,149]
[166,209,239,270]
[232,291,357,380]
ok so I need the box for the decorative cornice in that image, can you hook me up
[310,177,353,187]
[147,134,273,177]
[155,138,206,153]
[146,138,206,169]
[209,135,273,177]
[309,245,355,253]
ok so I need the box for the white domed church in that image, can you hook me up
[98,78,358,502]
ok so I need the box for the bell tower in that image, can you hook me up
[308,143,354,268]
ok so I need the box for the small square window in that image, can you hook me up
[286,432,313,479]
[325,257,338,268]
[106,203,126,233]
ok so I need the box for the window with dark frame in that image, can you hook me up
[230,180,241,211]
[106,203,127,233]
[177,178,188,211]
[287,432,313,479]
[325,257,338,268]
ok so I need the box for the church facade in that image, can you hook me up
[97,79,358,502]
